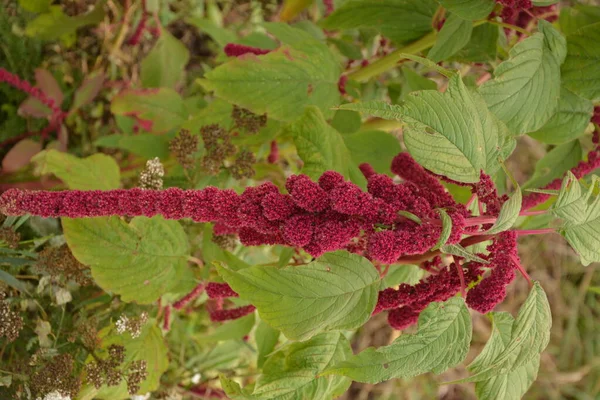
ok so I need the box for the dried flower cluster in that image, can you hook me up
[231,105,267,135]
[229,150,256,180]
[115,312,148,339]
[37,244,93,286]
[0,226,20,248]
[169,129,199,170]
[139,157,165,190]
[200,124,237,175]
[30,354,81,399]
[0,292,23,342]
[85,345,147,395]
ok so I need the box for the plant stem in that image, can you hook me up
[347,31,438,82]
[510,254,532,287]
[486,19,531,35]
[513,228,556,236]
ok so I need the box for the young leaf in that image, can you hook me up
[552,173,600,265]
[31,150,120,190]
[322,297,471,383]
[141,31,190,89]
[199,24,340,122]
[222,332,352,400]
[283,106,366,188]
[111,88,188,133]
[485,185,522,235]
[441,244,489,263]
[428,14,473,62]
[71,71,104,112]
[437,0,496,20]
[86,322,169,399]
[450,23,499,63]
[25,3,105,41]
[468,313,540,400]
[562,22,600,101]
[320,0,437,44]
[479,20,566,135]
[432,208,452,250]
[527,87,594,144]
[216,251,380,341]
[457,282,551,383]
[63,216,195,304]
[255,320,280,369]
[523,140,582,189]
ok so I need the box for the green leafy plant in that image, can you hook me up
[1,0,600,399]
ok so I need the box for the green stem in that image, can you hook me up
[347,31,438,82]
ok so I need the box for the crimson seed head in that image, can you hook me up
[282,214,314,247]
[318,170,345,192]
[288,174,329,212]
[387,306,420,330]
[367,230,402,264]
[206,282,238,299]
[359,163,376,179]
[224,43,271,57]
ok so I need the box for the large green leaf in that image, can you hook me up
[523,141,582,190]
[343,130,402,176]
[458,282,551,383]
[322,297,471,383]
[340,74,513,183]
[437,0,495,20]
[451,23,499,63]
[141,30,190,89]
[528,87,594,144]
[25,2,105,41]
[199,23,340,122]
[559,5,600,36]
[428,14,473,62]
[111,88,188,133]
[63,216,195,304]
[222,332,352,400]
[468,313,540,400]
[31,150,120,190]
[82,323,169,399]
[562,22,600,102]
[217,251,380,341]
[551,173,600,266]
[255,320,280,368]
[480,21,566,134]
[94,134,171,159]
[320,0,437,44]
[284,106,366,188]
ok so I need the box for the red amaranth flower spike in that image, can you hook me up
[359,163,376,179]
[224,43,271,57]
[206,282,238,299]
[209,305,255,322]
[267,140,279,164]
[173,283,205,310]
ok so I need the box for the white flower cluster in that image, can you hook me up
[139,157,164,190]
[115,312,148,339]
[36,391,71,400]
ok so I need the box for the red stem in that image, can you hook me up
[513,228,555,236]
[510,254,532,287]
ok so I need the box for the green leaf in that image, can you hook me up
[197,314,255,344]
[323,297,471,383]
[216,251,380,341]
[284,106,366,188]
[255,320,280,368]
[94,134,171,159]
[187,17,238,47]
[63,216,195,304]
[340,74,511,183]
[343,130,402,176]
[330,110,362,134]
[485,185,522,235]
[451,23,499,63]
[469,313,540,400]
[480,20,566,134]
[382,264,425,288]
[432,208,452,250]
[31,150,120,190]
[528,87,594,144]
[18,0,52,12]
[141,31,190,89]
[551,173,600,265]
[87,323,169,399]
[222,332,352,400]
[397,67,438,101]
[562,22,600,101]
[559,5,600,36]
[25,3,105,41]
[428,14,473,62]
[437,0,496,20]
[320,0,437,44]
[523,140,582,189]
[111,88,188,133]
[458,282,551,383]
[199,23,340,122]
[441,244,489,263]
[71,71,104,112]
